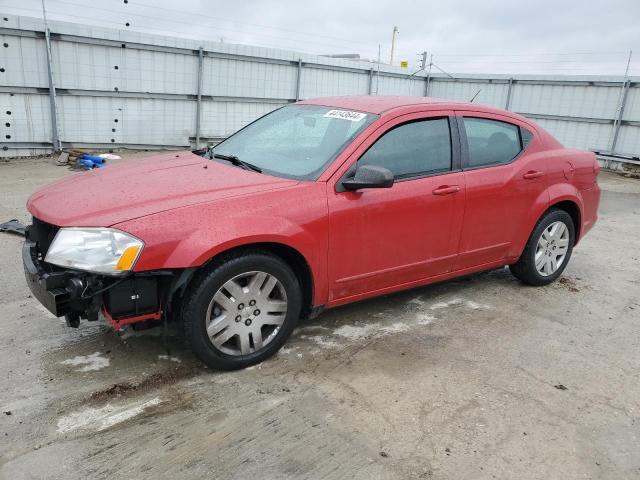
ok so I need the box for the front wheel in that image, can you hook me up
[509,209,575,286]
[182,251,302,370]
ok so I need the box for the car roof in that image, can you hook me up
[297,95,465,115]
[297,95,532,125]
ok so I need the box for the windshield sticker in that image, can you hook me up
[323,110,367,122]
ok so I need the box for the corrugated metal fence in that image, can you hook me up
[1,14,639,165]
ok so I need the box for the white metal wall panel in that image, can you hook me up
[0,35,49,88]
[621,86,640,122]
[202,58,296,99]
[1,93,51,143]
[616,125,640,155]
[58,96,194,145]
[118,48,198,95]
[533,118,612,151]
[300,67,368,98]
[52,42,198,94]
[57,95,124,144]
[376,75,424,96]
[511,84,621,119]
[200,101,284,139]
[119,98,195,145]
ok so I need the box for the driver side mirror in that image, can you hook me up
[341,165,394,191]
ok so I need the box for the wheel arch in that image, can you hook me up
[197,242,315,318]
[548,199,582,243]
[510,190,584,263]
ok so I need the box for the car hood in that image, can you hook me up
[27,151,297,227]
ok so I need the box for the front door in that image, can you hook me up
[326,112,465,304]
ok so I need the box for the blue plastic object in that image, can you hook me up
[80,154,105,164]
[79,157,104,169]
[79,154,107,170]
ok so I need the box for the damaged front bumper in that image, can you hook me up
[22,240,94,320]
[22,238,193,329]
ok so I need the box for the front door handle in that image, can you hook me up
[432,185,460,196]
[523,170,545,180]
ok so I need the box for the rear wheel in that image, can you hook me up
[509,209,575,286]
[182,251,302,370]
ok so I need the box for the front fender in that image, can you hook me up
[115,183,329,304]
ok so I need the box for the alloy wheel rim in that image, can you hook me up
[534,221,570,277]
[205,271,288,356]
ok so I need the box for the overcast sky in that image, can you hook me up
[7,0,640,75]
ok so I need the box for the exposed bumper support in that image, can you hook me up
[23,240,77,317]
[23,240,195,329]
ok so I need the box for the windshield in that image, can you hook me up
[210,105,377,180]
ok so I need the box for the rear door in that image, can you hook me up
[326,111,465,303]
[455,111,549,270]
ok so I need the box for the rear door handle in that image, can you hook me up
[432,185,460,196]
[523,170,545,180]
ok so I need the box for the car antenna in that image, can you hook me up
[470,89,482,103]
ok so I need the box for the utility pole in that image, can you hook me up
[419,51,428,70]
[426,53,433,95]
[408,50,428,77]
[389,26,399,65]
[41,0,61,151]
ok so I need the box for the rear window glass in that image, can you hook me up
[463,117,522,168]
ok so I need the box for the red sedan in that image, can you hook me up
[23,96,600,369]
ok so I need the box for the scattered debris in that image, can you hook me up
[379,451,389,458]
[59,149,117,170]
[79,154,107,170]
[0,219,26,237]
[98,153,121,160]
[55,151,69,166]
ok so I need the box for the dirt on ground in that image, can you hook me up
[1,153,639,479]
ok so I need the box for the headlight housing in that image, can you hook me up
[45,227,144,275]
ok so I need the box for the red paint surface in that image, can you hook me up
[27,96,601,310]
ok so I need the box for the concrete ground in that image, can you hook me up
[1,154,639,480]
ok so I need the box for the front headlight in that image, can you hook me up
[45,227,144,275]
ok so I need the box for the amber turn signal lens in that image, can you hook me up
[115,245,141,271]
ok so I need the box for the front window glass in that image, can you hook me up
[359,118,452,179]
[211,105,377,180]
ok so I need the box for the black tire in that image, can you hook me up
[509,209,575,286]
[182,250,302,370]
